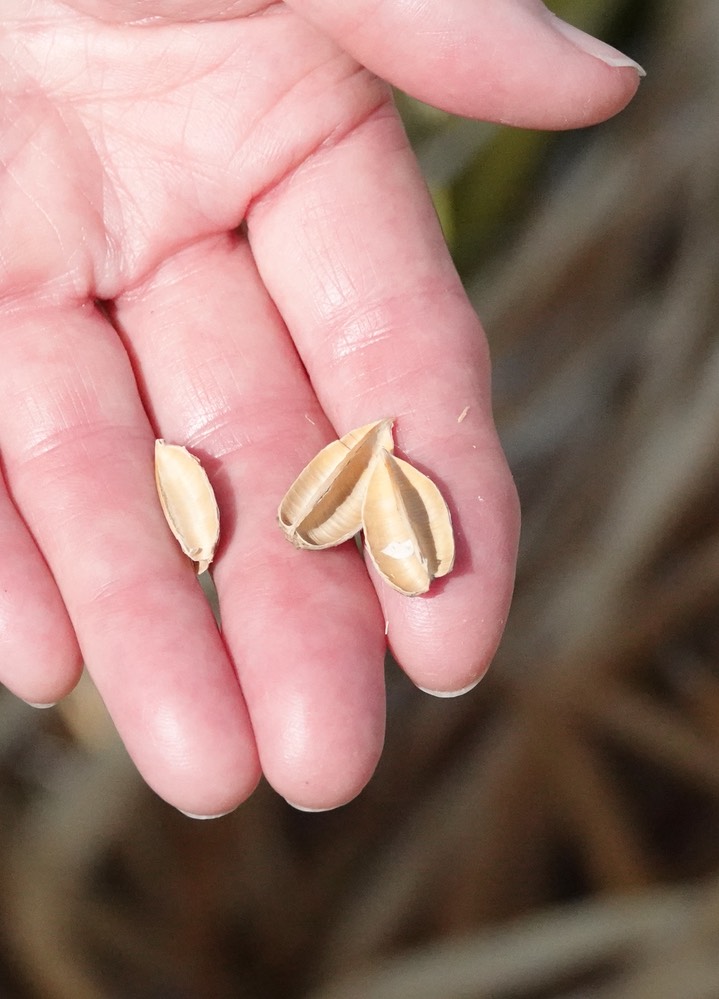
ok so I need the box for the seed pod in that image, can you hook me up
[362,449,455,596]
[278,419,394,549]
[154,440,220,574]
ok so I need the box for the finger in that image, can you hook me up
[0,302,260,815]
[287,0,644,128]
[248,105,520,694]
[112,233,387,810]
[0,467,81,705]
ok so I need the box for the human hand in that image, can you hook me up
[0,0,642,814]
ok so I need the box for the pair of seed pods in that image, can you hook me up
[155,419,455,596]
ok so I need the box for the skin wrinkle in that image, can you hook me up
[312,281,465,380]
[9,9,397,304]
[259,114,460,387]
[302,196,395,330]
[11,383,133,463]
[183,398,325,465]
[0,108,107,300]
[183,409,255,458]
[295,0,386,38]
[20,15,389,299]
[183,394,269,457]
[6,139,69,258]
[16,18,229,101]
[332,317,395,363]
[303,229,363,320]
[243,63,390,217]
[10,438,148,556]
[62,1,277,22]
[78,559,173,622]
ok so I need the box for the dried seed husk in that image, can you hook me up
[155,440,220,574]
[362,449,455,596]
[278,419,394,549]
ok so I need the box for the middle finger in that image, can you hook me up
[113,232,387,810]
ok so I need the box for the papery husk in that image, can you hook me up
[154,440,220,574]
[362,449,455,596]
[278,419,394,549]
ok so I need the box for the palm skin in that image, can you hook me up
[0,0,641,814]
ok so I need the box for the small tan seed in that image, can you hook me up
[155,440,220,574]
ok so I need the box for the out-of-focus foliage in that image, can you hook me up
[398,0,651,275]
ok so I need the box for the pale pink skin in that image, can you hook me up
[0,0,641,814]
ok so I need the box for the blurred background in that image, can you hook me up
[4,1,719,996]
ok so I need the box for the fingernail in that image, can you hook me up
[417,677,481,698]
[178,808,235,820]
[550,15,646,76]
[26,701,57,709]
[284,799,336,813]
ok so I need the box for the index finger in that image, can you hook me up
[248,106,520,694]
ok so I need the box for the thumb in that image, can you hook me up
[285,0,645,129]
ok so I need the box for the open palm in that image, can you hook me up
[0,0,641,814]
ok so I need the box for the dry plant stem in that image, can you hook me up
[582,682,719,797]
[307,888,704,999]
[4,700,139,999]
[316,718,536,975]
[533,706,654,890]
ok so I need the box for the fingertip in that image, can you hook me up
[275,767,376,813]
[392,621,500,700]
[102,655,264,819]
[379,438,518,695]
[263,726,384,813]
[217,543,388,815]
[548,14,646,78]
[0,579,84,708]
[149,729,263,819]
[158,761,262,819]
[6,653,83,710]
[258,679,386,812]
